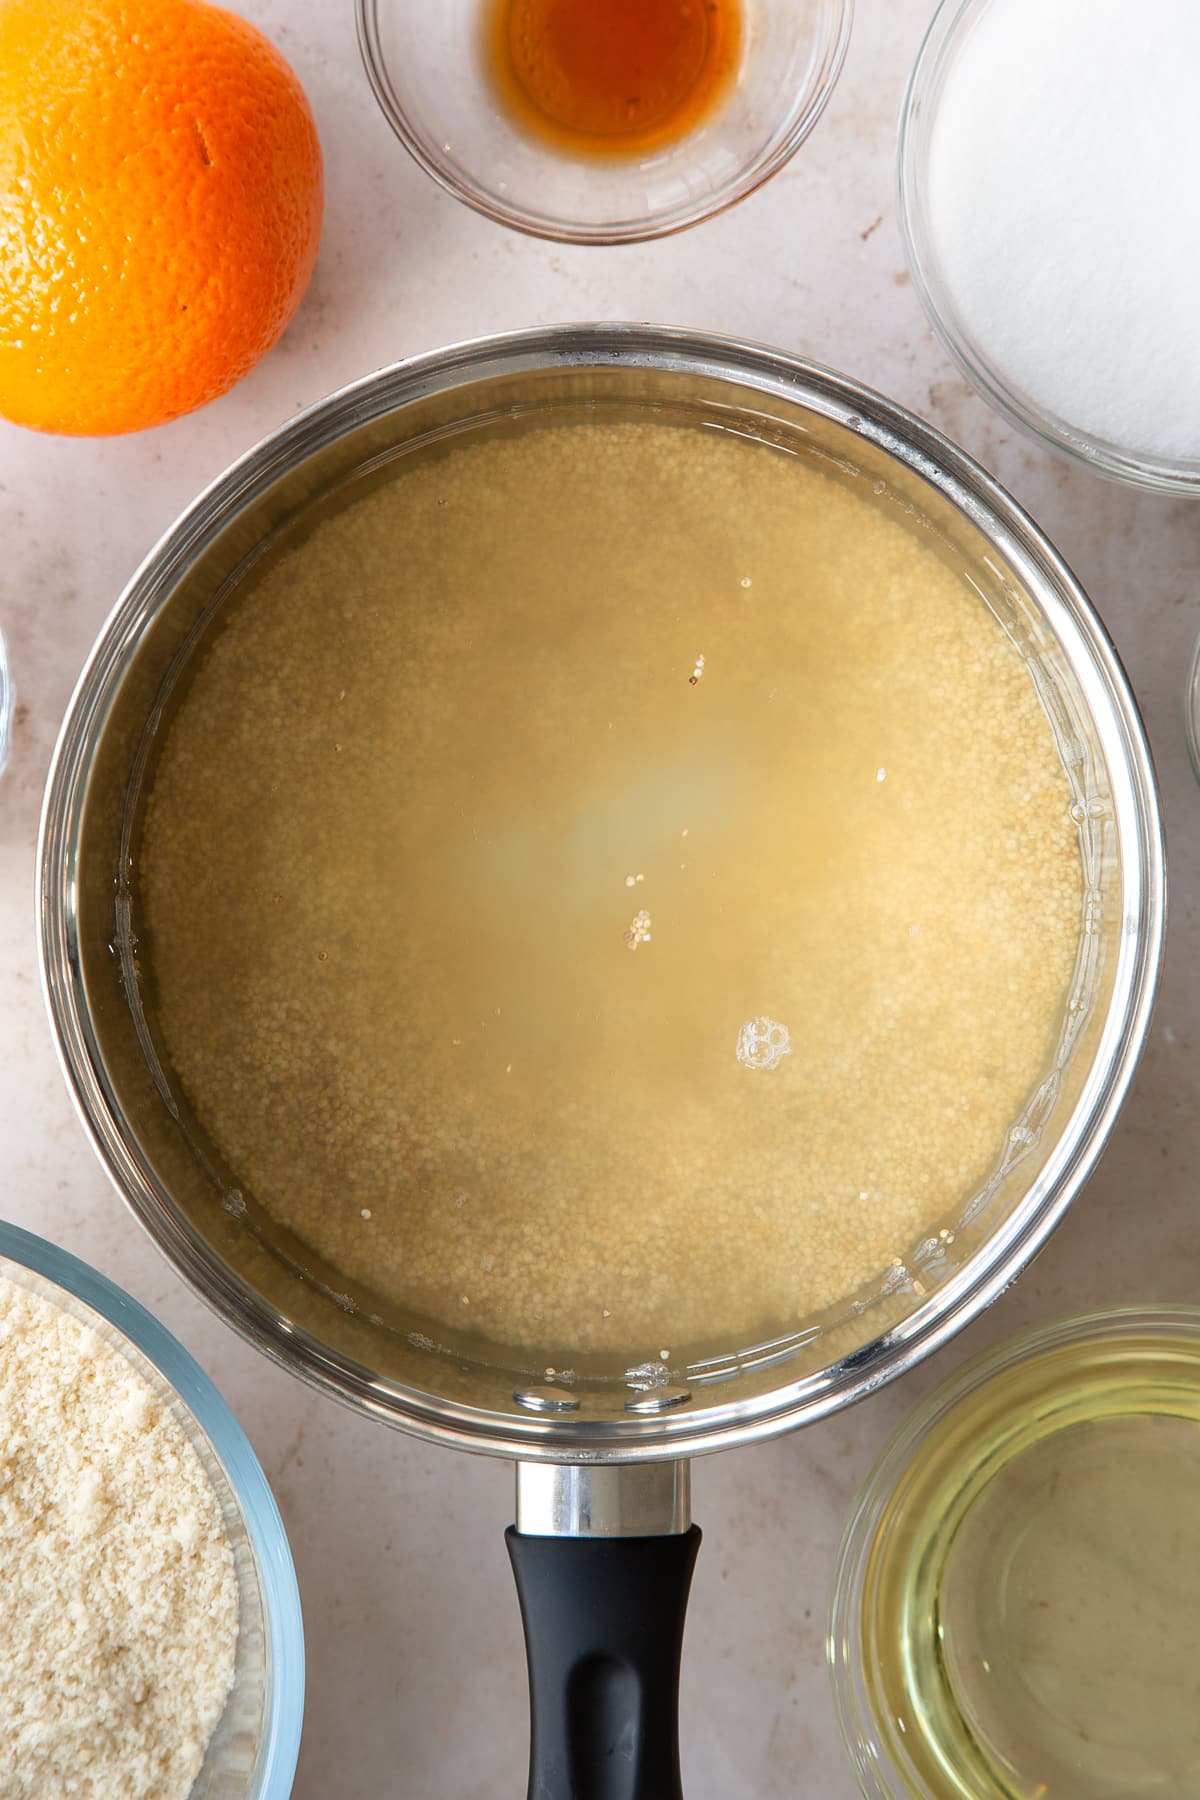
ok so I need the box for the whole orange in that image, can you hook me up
[0,0,323,436]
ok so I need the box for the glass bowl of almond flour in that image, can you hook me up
[0,1221,303,1800]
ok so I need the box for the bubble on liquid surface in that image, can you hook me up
[736,1017,792,1070]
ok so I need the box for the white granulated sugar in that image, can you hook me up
[0,1273,239,1799]
[925,0,1200,461]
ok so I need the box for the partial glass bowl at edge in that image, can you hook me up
[0,1220,304,1800]
[356,0,853,244]
[898,0,1200,495]
[828,1307,1200,1800]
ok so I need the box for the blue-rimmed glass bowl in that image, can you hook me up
[0,1220,304,1798]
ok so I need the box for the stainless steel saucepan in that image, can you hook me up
[38,326,1164,1797]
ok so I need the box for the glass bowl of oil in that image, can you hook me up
[829,1309,1200,1800]
[356,0,853,243]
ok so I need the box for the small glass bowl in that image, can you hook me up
[356,0,853,244]
[899,0,1200,495]
[828,1307,1200,1800]
[1187,631,1200,784]
[0,1221,304,1799]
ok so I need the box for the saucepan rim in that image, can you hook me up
[37,322,1165,1461]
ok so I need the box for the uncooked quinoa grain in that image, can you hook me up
[142,417,1081,1358]
[0,1273,238,1798]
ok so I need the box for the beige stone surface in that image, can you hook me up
[0,3,1196,1795]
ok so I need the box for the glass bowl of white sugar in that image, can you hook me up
[899,0,1200,493]
[0,1221,303,1799]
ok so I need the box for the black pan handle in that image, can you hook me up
[506,1522,702,1800]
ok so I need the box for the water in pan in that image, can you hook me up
[139,412,1081,1361]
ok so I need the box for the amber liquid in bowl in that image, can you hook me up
[484,0,743,157]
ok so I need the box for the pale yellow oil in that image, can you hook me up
[860,1333,1200,1799]
[140,411,1081,1359]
